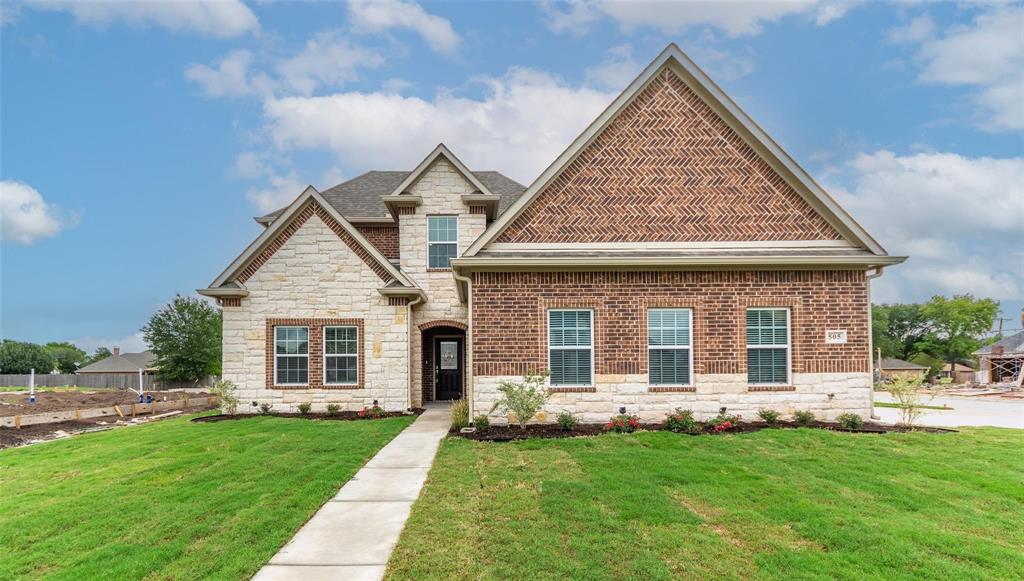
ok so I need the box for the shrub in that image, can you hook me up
[757,409,781,427]
[358,404,385,419]
[605,414,640,433]
[665,408,699,434]
[489,370,550,430]
[258,402,272,415]
[473,414,490,429]
[886,375,929,427]
[451,398,469,430]
[706,412,740,433]
[556,411,579,431]
[326,403,341,416]
[297,402,311,415]
[793,409,815,426]
[210,379,240,415]
[836,412,864,430]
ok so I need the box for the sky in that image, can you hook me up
[1,0,1022,353]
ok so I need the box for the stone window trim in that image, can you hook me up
[265,318,365,390]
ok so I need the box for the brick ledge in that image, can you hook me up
[648,386,697,393]
[747,385,796,392]
[549,387,597,393]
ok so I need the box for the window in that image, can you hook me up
[746,308,790,384]
[275,326,309,385]
[548,310,593,386]
[648,309,692,385]
[324,326,358,385]
[427,216,458,268]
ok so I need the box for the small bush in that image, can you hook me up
[258,402,272,415]
[451,398,469,430]
[757,409,781,427]
[665,408,699,434]
[793,409,815,426]
[490,370,550,429]
[358,404,385,419]
[210,379,240,415]
[605,413,640,433]
[706,412,740,433]
[836,412,864,430]
[297,402,312,415]
[326,403,341,416]
[473,414,490,429]
[556,411,579,431]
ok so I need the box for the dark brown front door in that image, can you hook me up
[434,337,463,400]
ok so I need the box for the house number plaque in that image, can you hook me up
[825,330,847,344]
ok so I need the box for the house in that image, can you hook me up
[940,363,975,384]
[199,45,905,422]
[75,347,156,375]
[876,358,929,381]
[974,330,1024,386]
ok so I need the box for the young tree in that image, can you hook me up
[142,295,222,382]
[919,294,999,375]
[872,303,930,360]
[45,341,88,373]
[0,340,57,374]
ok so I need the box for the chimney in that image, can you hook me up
[113,347,121,357]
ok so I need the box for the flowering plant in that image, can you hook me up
[706,412,740,433]
[605,413,641,433]
[358,404,385,419]
[712,420,733,433]
[665,408,699,434]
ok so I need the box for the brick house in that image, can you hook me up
[199,45,905,422]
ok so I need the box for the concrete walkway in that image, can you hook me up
[253,405,450,581]
[875,392,1024,429]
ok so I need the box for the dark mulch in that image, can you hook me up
[454,420,955,441]
[192,408,425,423]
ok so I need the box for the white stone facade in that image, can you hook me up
[222,215,409,413]
[473,372,873,425]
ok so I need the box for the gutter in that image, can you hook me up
[451,267,474,421]
[451,255,908,271]
[866,266,886,419]
[406,293,424,412]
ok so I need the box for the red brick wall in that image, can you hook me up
[496,69,842,244]
[265,318,365,389]
[472,271,868,379]
[355,224,400,260]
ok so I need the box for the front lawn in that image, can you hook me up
[389,428,1024,580]
[0,413,414,579]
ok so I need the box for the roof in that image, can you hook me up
[942,363,975,372]
[77,351,155,373]
[975,330,1024,356]
[877,358,929,371]
[257,169,527,224]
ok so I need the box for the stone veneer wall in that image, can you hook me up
[222,215,409,413]
[399,158,486,407]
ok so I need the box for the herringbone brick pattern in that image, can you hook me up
[496,69,842,243]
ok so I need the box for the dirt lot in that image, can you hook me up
[0,390,210,417]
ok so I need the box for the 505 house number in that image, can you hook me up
[825,330,848,344]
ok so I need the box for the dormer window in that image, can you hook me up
[427,215,458,269]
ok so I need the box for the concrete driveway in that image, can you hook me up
[874,392,1024,429]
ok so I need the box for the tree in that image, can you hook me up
[0,340,57,374]
[45,341,88,373]
[88,347,113,364]
[919,294,999,374]
[872,303,930,360]
[142,295,222,382]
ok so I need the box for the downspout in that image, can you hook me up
[406,294,424,412]
[452,267,474,421]
[866,266,885,419]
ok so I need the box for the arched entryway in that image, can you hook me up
[420,321,468,402]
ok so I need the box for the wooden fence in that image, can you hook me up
[0,374,218,391]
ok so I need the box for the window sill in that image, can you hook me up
[426,268,453,272]
[648,386,696,393]
[549,386,597,393]
[271,384,363,390]
[747,385,795,392]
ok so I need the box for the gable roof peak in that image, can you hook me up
[389,143,494,198]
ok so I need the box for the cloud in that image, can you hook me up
[348,0,459,55]
[185,50,272,98]
[22,0,258,38]
[585,44,642,89]
[0,180,75,244]
[910,6,1024,131]
[275,31,384,95]
[74,332,148,355]
[831,151,1024,302]
[262,67,615,183]
[245,172,307,213]
[541,0,854,37]
[887,14,934,44]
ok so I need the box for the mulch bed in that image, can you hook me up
[0,390,211,417]
[454,420,955,442]
[192,409,425,423]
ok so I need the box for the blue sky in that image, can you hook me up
[2,0,1022,353]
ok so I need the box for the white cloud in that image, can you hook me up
[185,50,271,98]
[262,67,615,183]
[887,14,934,44]
[74,332,148,356]
[276,31,383,95]
[831,151,1024,302]
[0,180,74,244]
[585,44,642,89]
[23,0,258,38]
[541,0,854,37]
[912,6,1024,131]
[348,0,459,55]
[245,171,307,213]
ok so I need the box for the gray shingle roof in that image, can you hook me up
[258,170,527,223]
[77,351,156,373]
[975,330,1024,355]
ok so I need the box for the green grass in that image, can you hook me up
[875,401,953,410]
[0,413,414,580]
[388,428,1024,580]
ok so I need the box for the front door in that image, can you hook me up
[434,337,463,400]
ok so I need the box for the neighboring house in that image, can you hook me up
[940,363,975,384]
[76,347,156,375]
[876,358,929,381]
[974,330,1024,386]
[199,45,905,422]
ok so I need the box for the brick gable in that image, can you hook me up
[495,69,843,244]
